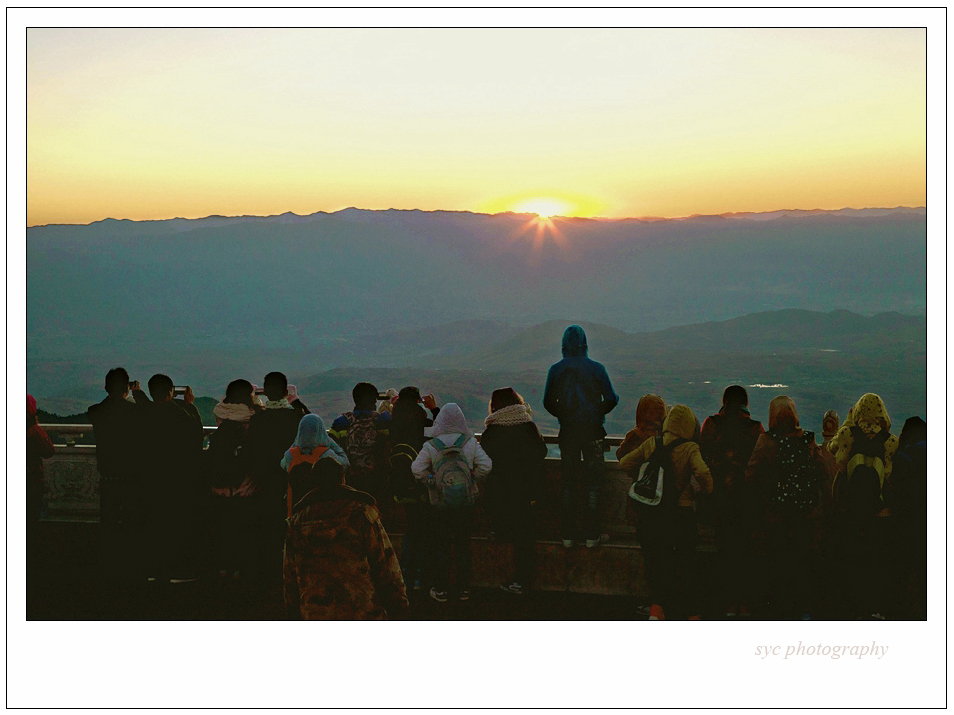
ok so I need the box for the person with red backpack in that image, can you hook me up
[699,385,765,619]
[330,382,392,500]
[411,403,491,603]
[827,393,899,619]
[745,395,827,619]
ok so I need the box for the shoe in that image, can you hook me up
[459,589,471,601]
[648,604,665,620]
[412,579,421,591]
[687,615,702,620]
[870,612,886,620]
[636,604,651,617]
[586,534,609,548]
[169,576,199,584]
[801,612,812,621]
[429,587,448,603]
[725,606,738,619]
[500,582,523,595]
[739,605,752,619]
[562,538,575,548]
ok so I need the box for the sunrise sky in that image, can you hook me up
[27,27,926,226]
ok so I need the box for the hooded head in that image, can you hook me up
[635,394,666,437]
[663,404,697,441]
[27,394,37,416]
[561,325,588,358]
[426,402,472,439]
[822,409,840,439]
[292,413,336,454]
[846,393,891,436]
[768,395,800,435]
[898,416,926,451]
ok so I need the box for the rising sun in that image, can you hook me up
[512,197,572,219]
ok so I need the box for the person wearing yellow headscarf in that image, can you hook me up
[826,393,898,619]
[620,404,712,620]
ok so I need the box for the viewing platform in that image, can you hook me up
[35,423,688,599]
[30,423,860,621]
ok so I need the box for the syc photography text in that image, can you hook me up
[755,641,889,660]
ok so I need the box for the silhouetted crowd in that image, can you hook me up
[27,325,927,621]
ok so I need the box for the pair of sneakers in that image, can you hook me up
[562,534,610,549]
[429,587,470,603]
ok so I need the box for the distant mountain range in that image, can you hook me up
[32,308,926,438]
[27,206,926,367]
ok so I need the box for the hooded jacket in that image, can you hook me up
[699,402,765,491]
[744,396,828,521]
[280,414,349,472]
[543,325,619,435]
[411,403,492,506]
[618,404,713,508]
[283,482,408,620]
[827,393,899,479]
[616,394,667,460]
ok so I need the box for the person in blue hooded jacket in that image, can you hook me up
[543,325,619,548]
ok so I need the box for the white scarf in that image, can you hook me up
[213,402,256,423]
[484,403,534,427]
[265,398,292,410]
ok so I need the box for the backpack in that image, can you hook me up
[343,411,381,477]
[285,446,330,516]
[429,435,477,509]
[707,413,760,491]
[628,437,686,507]
[389,442,426,504]
[839,426,889,517]
[769,430,820,515]
[206,421,249,492]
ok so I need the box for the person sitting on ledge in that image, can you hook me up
[283,458,408,620]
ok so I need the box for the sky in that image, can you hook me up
[27,27,926,226]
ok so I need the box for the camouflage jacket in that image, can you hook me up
[283,483,408,620]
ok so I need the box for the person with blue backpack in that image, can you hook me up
[411,403,491,603]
